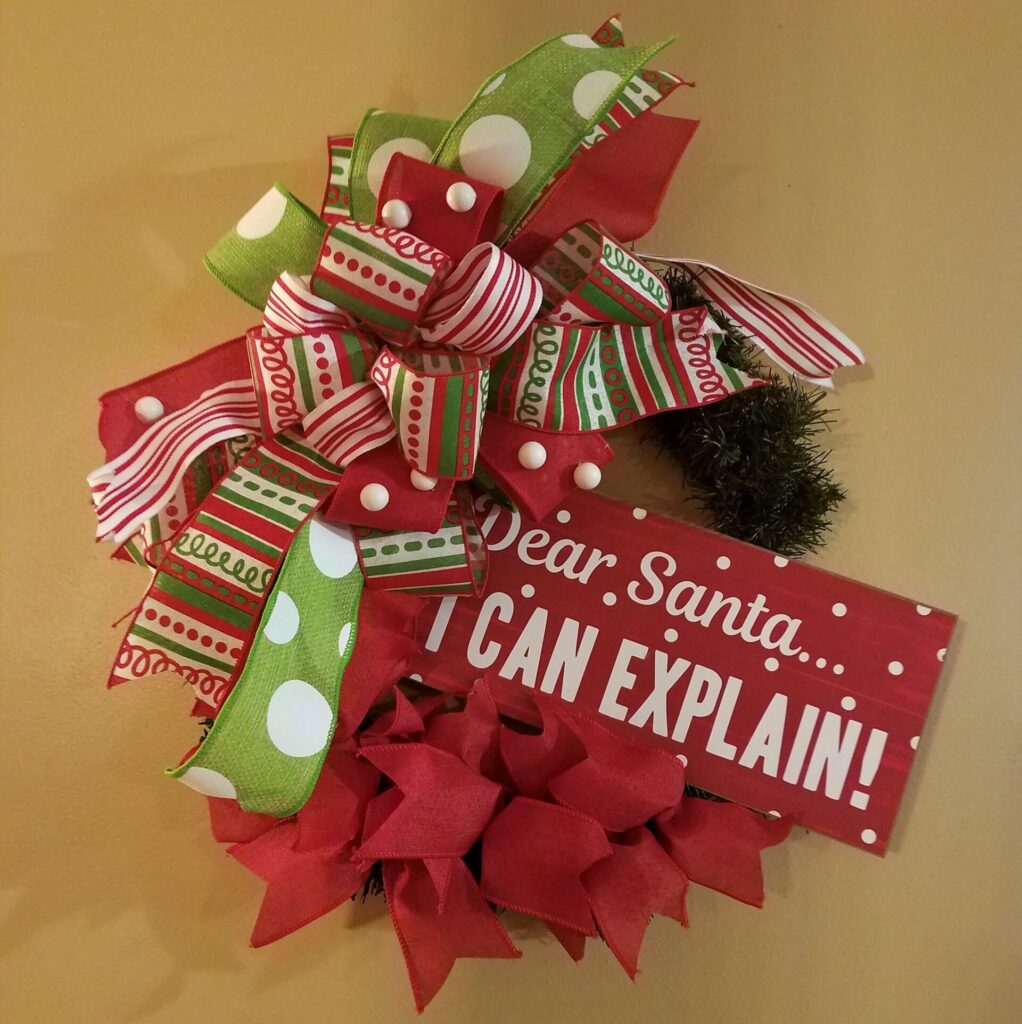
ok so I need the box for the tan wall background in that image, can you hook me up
[2,1,1019,1021]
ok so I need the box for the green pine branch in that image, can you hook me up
[648,267,845,557]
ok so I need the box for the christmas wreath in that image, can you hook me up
[89,17,955,1012]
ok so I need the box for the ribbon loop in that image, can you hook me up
[247,326,378,437]
[492,308,762,432]
[534,222,669,326]
[302,381,396,467]
[420,242,542,356]
[205,184,326,309]
[311,215,452,345]
[355,485,487,595]
[372,347,488,481]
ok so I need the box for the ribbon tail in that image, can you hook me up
[654,799,793,908]
[385,859,520,1013]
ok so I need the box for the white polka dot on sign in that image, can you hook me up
[716,556,731,570]
[910,735,920,750]
[916,604,932,616]
[861,829,877,845]
[556,509,571,524]
[767,810,781,820]
[937,648,946,662]
[338,621,353,658]
[832,602,847,617]
[774,556,789,567]
[308,518,357,578]
[263,591,300,645]
[366,137,433,196]
[266,679,333,758]
[408,673,423,683]
[481,72,506,95]
[798,651,810,663]
[632,507,647,520]
[521,584,535,598]
[664,628,679,643]
[888,661,904,676]
[833,664,845,675]
[841,696,856,711]
[236,187,288,239]
[561,33,600,47]
[816,657,827,669]
[603,592,617,607]
[572,69,622,119]
[765,657,779,672]
[459,115,532,189]
[178,766,236,799]
[676,753,688,766]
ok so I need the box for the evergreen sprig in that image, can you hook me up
[647,267,845,557]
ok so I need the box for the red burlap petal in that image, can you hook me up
[480,796,611,934]
[499,702,586,800]
[335,590,425,739]
[547,921,587,961]
[207,797,280,845]
[584,827,688,978]
[229,822,367,947]
[360,686,430,742]
[295,742,381,853]
[548,714,685,832]
[425,679,502,780]
[655,799,793,908]
[356,743,501,861]
[385,858,520,1013]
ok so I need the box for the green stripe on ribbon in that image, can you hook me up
[169,516,364,817]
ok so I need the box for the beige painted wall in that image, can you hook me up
[2,1,1019,1021]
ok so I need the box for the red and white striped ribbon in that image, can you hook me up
[635,256,865,385]
[302,381,396,467]
[88,380,262,544]
[263,272,356,338]
[420,243,542,357]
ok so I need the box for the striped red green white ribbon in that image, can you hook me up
[534,222,669,326]
[88,379,263,544]
[371,347,489,481]
[110,430,343,708]
[491,308,761,432]
[302,382,396,467]
[246,327,378,437]
[262,272,356,338]
[419,243,542,356]
[634,256,865,386]
[355,485,487,595]
[311,215,452,345]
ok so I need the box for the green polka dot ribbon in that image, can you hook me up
[204,184,327,309]
[430,31,672,242]
[347,110,451,224]
[533,222,669,326]
[169,516,363,817]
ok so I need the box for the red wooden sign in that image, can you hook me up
[410,492,955,854]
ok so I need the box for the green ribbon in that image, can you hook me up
[347,110,451,223]
[170,515,363,816]
[204,183,326,309]
[431,32,672,242]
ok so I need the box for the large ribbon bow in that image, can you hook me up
[89,17,864,820]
